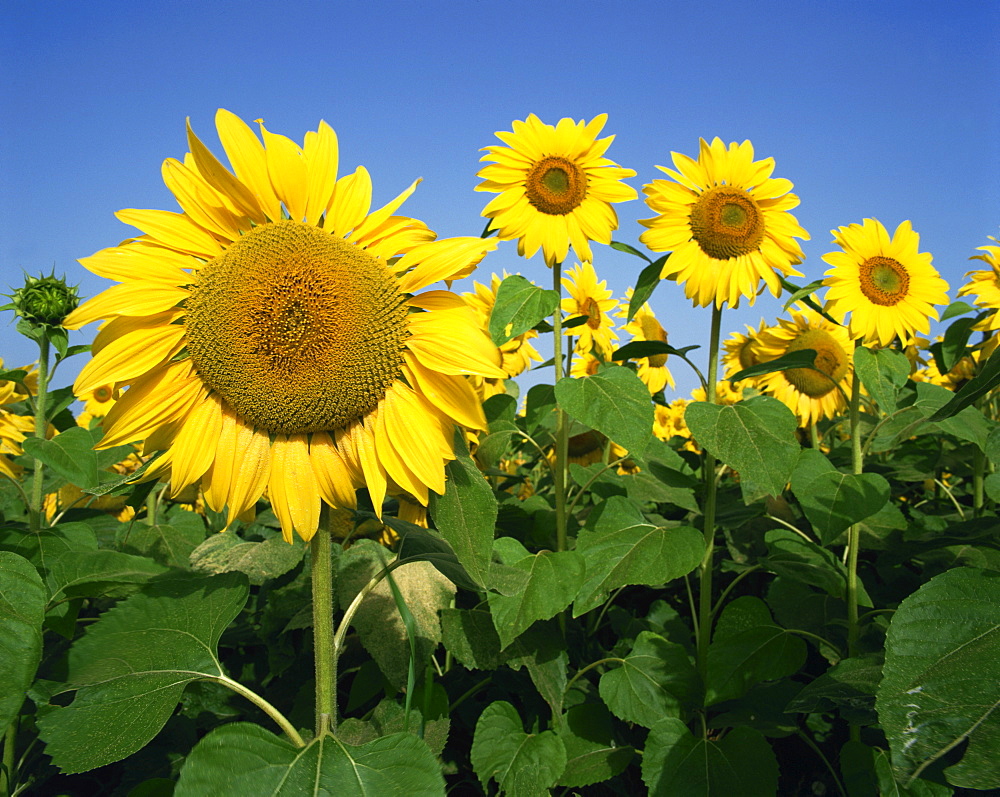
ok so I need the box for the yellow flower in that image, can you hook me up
[0,410,35,480]
[476,114,637,267]
[639,138,809,309]
[753,308,853,426]
[570,350,605,379]
[64,110,504,543]
[722,320,768,384]
[616,289,675,394]
[958,235,1000,332]
[0,360,38,406]
[76,383,118,428]
[822,218,949,347]
[561,262,619,359]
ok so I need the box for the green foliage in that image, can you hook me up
[471,701,566,797]
[175,723,445,795]
[488,274,560,345]
[21,425,135,491]
[854,346,911,412]
[554,364,654,455]
[0,551,46,728]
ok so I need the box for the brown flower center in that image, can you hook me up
[525,156,587,215]
[185,220,409,435]
[689,186,765,260]
[859,255,910,306]
[783,329,849,398]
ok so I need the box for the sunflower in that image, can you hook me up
[64,110,504,543]
[0,410,35,480]
[570,349,605,379]
[958,235,1000,332]
[822,219,949,347]
[561,262,619,359]
[753,308,853,426]
[76,383,118,428]
[463,272,543,399]
[639,137,809,309]
[616,289,675,394]
[722,319,768,385]
[476,114,637,267]
[0,359,38,406]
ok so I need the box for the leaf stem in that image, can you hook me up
[209,675,305,748]
[696,305,723,686]
[563,657,623,696]
[28,336,50,533]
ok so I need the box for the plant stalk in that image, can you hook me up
[696,304,723,687]
[1,717,16,797]
[846,356,863,660]
[311,509,341,736]
[552,263,568,554]
[28,336,50,532]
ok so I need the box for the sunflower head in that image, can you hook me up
[64,110,504,542]
[616,289,675,394]
[822,218,950,347]
[639,137,809,309]
[476,114,637,267]
[958,236,1000,332]
[561,262,619,359]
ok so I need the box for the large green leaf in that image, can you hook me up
[37,572,249,773]
[705,596,807,706]
[488,274,560,345]
[599,631,699,728]
[554,366,653,456]
[761,529,849,598]
[471,701,567,797]
[189,530,305,585]
[21,425,135,490]
[486,537,584,649]
[791,469,890,545]
[0,551,46,729]
[573,497,702,616]
[175,723,444,796]
[877,567,1000,790]
[428,432,496,588]
[503,619,569,720]
[642,718,778,796]
[684,396,800,502]
[555,703,634,788]
[117,516,205,569]
[915,381,993,449]
[854,346,911,413]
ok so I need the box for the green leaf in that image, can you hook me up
[429,431,496,588]
[781,278,826,311]
[940,300,977,321]
[502,619,569,718]
[471,701,567,797]
[854,347,911,412]
[642,718,778,796]
[440,608,505,670]
[390,521,481,592]
[916,382,993,448]
[791,469,890,545]
[175,724,445,796]
[786,656,882,725]
[37,572,249,773]
[612,340,694,362]
[625,256,668,323]
[117,518,206,569]
[610,240,652,263]
[189,531,305,585]
[524,383,557,437]
[489,274,560,346]
[876,567,1000,790]
[556,703,634,788]
[487,537,584,649]
[599,631,699,728]
[927,346,1000,423]
[761,529,849,598]
[573,496,702,615]
[727,348,818,384]
[684,396,800,502]
[555,365,653,455]
[21,426,135,490]
[0,551,46,729]
[935,315,980,373]
[705,596,807,706]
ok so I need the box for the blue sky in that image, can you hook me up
[2,0,998,396]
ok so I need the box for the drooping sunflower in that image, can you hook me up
[639,138,809,309]
[476,114,637,267]
[958,235,1000,332]
[753,308,853,426]
[561,262,619,359]
[64,110,504,543]
[822,218,949,347]
[615,289,675,394]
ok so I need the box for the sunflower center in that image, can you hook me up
[689,186,765,260]
[783,329,848,398]
[525,156,587,215]
[582,297,603,330]
[94,385,113,402]
[859,256,910,306]
[185,220,409,435]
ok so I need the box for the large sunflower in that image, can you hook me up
[64,110,504,542]
[822,218,949,347]
[958,235,1000,332]
[639,138,809,309]
[753,308,853,427]
[476,114,637,267]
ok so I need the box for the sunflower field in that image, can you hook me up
[2,112,999,796]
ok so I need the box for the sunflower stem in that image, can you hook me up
[311,508,342,736]
[552,263,568,555]
[696,305,723,691]
[28,336,50,533]
[1,716,16,797]
[846,348,864,742]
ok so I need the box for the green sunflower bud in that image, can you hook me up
[4,272,80,327]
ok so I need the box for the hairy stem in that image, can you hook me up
[28,337,50,533]
[552,263,568,554]
[311,509,342,736]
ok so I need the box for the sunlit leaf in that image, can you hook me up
[555,365,653,456]
[488,274,560,345]
[471,701,566,797]
[854,347,910,413]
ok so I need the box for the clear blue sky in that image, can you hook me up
[2,0,998,396]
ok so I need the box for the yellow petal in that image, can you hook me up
[75,322,186,395]
[259,120,309,223]
[303,121,339,225]
[185,118,264,222]
[78,243,194,284]
[395,237,499,294]
[162,158,247,240]
[166,395,224,497]
[309,432,357,509]
[350,417,386,517]
[64,283,189,329]
[215,109,282,221]
[268,434,320,542]
[402,354,486,430]
[325,168,372,236]
[116,208,223,258]
[349,178,421,246]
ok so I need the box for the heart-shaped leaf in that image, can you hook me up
[554,366,653,456]
[175,723,445,796]
[488,274,560,345]
[0,551,46,729]
[792,470,890,544]
[853,346,911,413]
